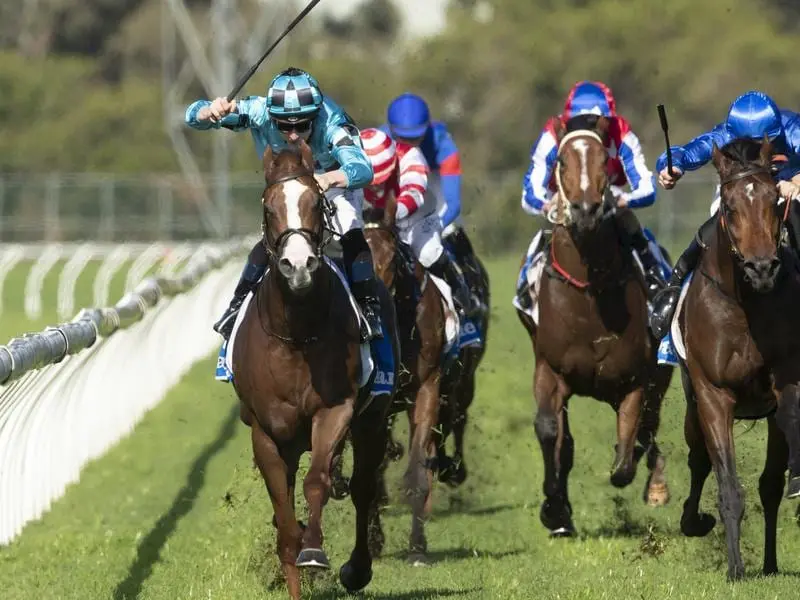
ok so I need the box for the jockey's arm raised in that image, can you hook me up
[655,123,728,175]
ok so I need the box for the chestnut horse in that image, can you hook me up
[360,199,450,564]
[516,118,672,536]
[677,137,800,580]
[231,142,398,598]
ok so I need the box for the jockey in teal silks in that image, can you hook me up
[185,67,383,344]
[650,90,800,339]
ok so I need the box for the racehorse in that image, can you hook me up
[435,246,491,487]
[231,141,398,598]
[359,198,450,564]
[516,117,672,536]
[677,137,800,580]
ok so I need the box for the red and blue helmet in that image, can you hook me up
[387,93,430,139]
[563,81,617,120]
[725,91,783,141]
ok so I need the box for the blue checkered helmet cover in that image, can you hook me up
[266,67,323,121]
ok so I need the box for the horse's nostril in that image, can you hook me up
[306,256,320,272]
[279,257,294,273]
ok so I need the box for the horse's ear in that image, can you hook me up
[711,143,727,173]
[552,117,566,145]
[262,147,275,182]
[760,133,773,167]
[298,139,315,173]
[382,190,398,228]
[596,116,611,137]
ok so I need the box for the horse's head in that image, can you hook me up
[712,136,783,292]
[261,140,324,294]
[553,117,611,234]
[363,195,399,290]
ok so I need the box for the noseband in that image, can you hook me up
[261,170,336,260]
[718,166,787,262]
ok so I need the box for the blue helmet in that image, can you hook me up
[725,91,783,141]
[387,93,430,138]
[266,67,323,122]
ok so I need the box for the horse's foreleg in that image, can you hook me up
[338,410,389,593]
[298,402,354,570]
[448,353,477,487]
[404,373,440,564]
[760,415,788,575]
[694,378,744,581]
[250,423,303,600]
[774,383,800,498]
[534,359,574,536]
[610,386,644,488]
[679,369,715,538]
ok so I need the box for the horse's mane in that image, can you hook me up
[719,138,766,169]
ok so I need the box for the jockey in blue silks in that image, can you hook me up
[379,93,482,316]
[650,90,800,339]
[185,67,383,343]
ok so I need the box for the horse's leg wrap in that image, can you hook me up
[213,241,268,340]
[428,252,479,318]
[342,229,383,342]
[650,216,714,339]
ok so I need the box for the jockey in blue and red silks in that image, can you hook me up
[517,80,666,310]
[379,94,483,317]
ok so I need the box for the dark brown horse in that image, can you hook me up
[436,247,491,487]
[516,120,672,536]
[360,200,450,564]
[231,141,398,598]
[678,137,800,579]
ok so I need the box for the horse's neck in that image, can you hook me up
[703,222,742,301]
[260,265,334,339]
[553,221,624,276]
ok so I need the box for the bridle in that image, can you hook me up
[717,165,787,262]
[549,129,613,226]
[261,170,337,260]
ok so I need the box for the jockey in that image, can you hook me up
[185,67,383,343]
[380,93,482,312]
[650,90,800,339]
[517,80,665,310]
[360,127,479,318]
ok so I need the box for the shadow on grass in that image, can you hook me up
[112,404,240,600]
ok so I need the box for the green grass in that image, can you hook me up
[2,255,800,600]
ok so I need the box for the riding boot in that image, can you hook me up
[516,277,533,311]
[615,209,665,301]
[650,215,716,339]
[213,241,268,341]
[428,252,481,318]
[342,229,383,342]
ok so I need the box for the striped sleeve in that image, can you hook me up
[618,130,656,208]
[396,147,429,220]
[522,128,558,215]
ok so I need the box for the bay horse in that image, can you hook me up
[231,141,398,598]
[359,198,450,564]
[677,137,800,580]
[516,117,672,536]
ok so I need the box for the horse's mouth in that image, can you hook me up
[285,271,314,294]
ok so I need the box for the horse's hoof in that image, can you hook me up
[609,465,637,488]
[407,552,430,567]
[549,526,575,538]
[339,560,372,592]
[438,459,468,488]
[296,548,330,569]
[680,512,716,537]
[330,473,351,500]
[387,440,405,461]
[646,482,670,507]
[540,499,575,535]
[786,475,800,499]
